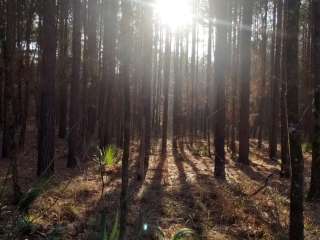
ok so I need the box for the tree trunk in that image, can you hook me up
[68,0,81,168]
[3,0,21,202]
[38,0,57,177]
[161,28,171,155]
[173,33,181,151]
[286,0,304,238]
[280,0,291,178]
[238,0,253,165]
[119,0,132,238]
[308,0,320,200]
[57,0,69,139]
[257,0,268,148]
[212,0,228,179]
[139,2,153,178]
[87,0,98,135]
[269,0,282,160]
[99,0,118,148]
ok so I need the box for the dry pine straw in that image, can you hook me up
[0,139,319,239]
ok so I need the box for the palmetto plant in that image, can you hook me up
[94,145,119,167]
[157,227,198,240]
[100,212,120,240]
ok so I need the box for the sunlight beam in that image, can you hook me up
[154,0,193,30]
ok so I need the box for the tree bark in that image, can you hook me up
[161,28,171,155]
[68,0,81,168]
[38,0,57,177]
[308,0,320,200]
[57,0,69,139]
[286,0,304,238]
[212,0,228,179]
[269,0,282,160]
[99,0,118,148]
[238,0,253,165]
[119,0,132,238]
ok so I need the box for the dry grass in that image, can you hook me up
[0,129,320,239]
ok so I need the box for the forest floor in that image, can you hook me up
[0,125,320,239]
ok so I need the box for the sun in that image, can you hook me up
[154,0,193,30]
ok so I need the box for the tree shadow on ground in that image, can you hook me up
[129,152,167,239]
[180,142,288,239]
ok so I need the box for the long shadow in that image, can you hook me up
[73,150,146,239]
[181,143,288,239]
[172,145,206,237]
[172,142,240,238]
[176,144,238,222]
[130,152,167,239]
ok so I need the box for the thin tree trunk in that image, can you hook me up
[119,0,132,238]
[58,0,69,139]
[257,0,268,148]
[161,28,171,155]
[269,0,282,160]
[280,0,291,178]
[68,0,81,168]
[238,0,253,165]
[308,0,320,200]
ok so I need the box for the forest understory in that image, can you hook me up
[1,122,319,240]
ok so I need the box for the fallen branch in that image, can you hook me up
[249,173,275,197]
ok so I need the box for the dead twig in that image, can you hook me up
[249,173,275,197]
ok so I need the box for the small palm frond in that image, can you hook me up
[155,226,166,240]
[94,145,119,167]
[99,211,120,240]
[171,228,198,240]
[100,212,107,240]
[109,212,119,240]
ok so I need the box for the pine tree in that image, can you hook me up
[37,0,57,177]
